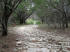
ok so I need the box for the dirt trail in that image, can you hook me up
[0,25,70,52]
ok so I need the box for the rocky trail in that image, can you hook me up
[0,25,70,52]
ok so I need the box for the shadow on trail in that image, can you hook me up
[0,33,17,52]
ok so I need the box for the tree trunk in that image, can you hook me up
[65,21,68,28]
[20,19,26,24]
[23,17,26,24]
[20,19,23,24]
[62,14,65,29]
[64,12,68,28]
[2,23,8,36]
[65,17,68,28]
[20,17,26,24]
[23,19,26,24]
[2,17,8,36]
[1,0,22,36]
[59,23,62,29]
[62,22,65,30]
[63,11,68,28]
[1,1,8,36]
[61,11,68,29]
[41,19,44,24]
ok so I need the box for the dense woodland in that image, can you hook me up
[0,0,70,52]
[0,0,70,36]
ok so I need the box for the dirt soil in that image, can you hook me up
[0,25,70,52]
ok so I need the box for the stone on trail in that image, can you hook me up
[16,41,22,47]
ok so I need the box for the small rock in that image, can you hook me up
[16,41,22,45]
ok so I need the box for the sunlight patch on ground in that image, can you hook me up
[27,48,49,52]
[26,48,57,52]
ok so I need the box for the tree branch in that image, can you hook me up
[25,11,34,20]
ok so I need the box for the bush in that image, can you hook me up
[26,18,41,24]
[36,21,41,24]
[26,19,34,24]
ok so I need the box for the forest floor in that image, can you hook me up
[0,25,70,52]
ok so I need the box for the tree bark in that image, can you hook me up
[65,17,68,28]
[62,22,65,30]
[2,16,8,36]
[64,12,68,28]
[1,0,22,36]
[62,13,65,29]
[20,18,23,24]
[1,2,8,36]
[20,16,26,24]
[62,11,68,29]
[23,17,26,24]
[2,21,8,36]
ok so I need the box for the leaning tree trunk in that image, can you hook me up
[1,2,9,36]
[1,0,22,36]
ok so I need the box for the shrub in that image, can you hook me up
[26,18,41,24]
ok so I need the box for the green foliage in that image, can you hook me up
[36,21,41,24]
[33,0,44,5]
[26,19,34,24]
[26,18,41,24]
[33,0,46,9]
[67,0,70,5]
